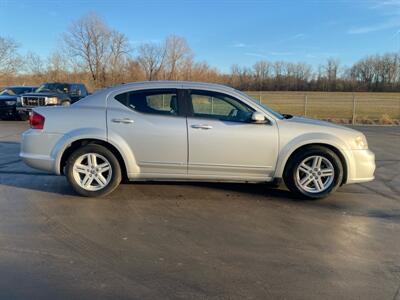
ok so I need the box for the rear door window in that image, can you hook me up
[115,89,181,116]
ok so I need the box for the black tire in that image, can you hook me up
[283,145,343,199]
[18,113,29,121]
[65,144,122,197]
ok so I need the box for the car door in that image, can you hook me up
[107,88,188,176]
[70,84,81,103]
[186,89,279,181]
[79,84,88,98]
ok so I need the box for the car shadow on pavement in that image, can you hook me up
[122,181,302,201]
[0,162,78,197]
[0,171,304,201]
[0,174,77,197]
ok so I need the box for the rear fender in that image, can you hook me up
[52,128,139,175]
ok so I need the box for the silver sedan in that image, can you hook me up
[20,81,375,198]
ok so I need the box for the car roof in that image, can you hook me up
[106,80,238,94]
[79,80,249,108]
[41,82,84,85]
[4,86,37,89]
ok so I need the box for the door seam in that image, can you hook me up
[185,116,189,175]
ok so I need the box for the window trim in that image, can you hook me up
[185,89,256,123]
[114,88,187,118]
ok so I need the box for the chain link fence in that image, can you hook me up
[245,91,400,125]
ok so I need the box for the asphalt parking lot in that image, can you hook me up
[0,121,399,300]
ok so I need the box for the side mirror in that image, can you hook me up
[251,112,267,123]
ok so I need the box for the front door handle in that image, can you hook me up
[112,118,134,124]
[191,124,213,130]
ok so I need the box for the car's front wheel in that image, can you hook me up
[65,144,122,197]
[284,146,343,199]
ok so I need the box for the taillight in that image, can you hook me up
[29,112,45,129]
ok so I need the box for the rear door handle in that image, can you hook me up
[112,118,134,124]
[191,124,213,130]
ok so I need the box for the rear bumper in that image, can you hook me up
[20,152,55,172]
[346,149,375,184]
[20,129,62,173]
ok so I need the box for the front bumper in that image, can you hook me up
[17,106,33,114]
[0,106,17,117]
[346,149,375,184]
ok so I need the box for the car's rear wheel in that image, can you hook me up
[65,144,121,197]
[283,145,343,199]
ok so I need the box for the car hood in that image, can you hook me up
[283,116,359,134]
[0,95,18,101]
[21,92,63,97]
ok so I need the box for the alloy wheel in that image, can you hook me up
[295,155,335,193]
[72,153,112,191]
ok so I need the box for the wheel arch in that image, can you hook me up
[277,142,348,185]
[59,138,128,180]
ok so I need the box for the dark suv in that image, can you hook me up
[17,82,89,120]
[0,86,37,120]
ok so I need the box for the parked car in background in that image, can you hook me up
[17,82,89,120]
[20,81,375,199]
[0,86,37,120]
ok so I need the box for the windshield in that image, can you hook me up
[36,83,70,93]
[237,90,284,119]
[0,89,15,96]
[0,87,34,96]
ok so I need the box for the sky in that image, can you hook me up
[1,0,400,72]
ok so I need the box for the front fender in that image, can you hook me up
[274,132,351,178]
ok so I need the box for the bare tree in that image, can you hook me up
[230,64,252,90]
[253,61,271,89]
[63,13,130,87]
[125,59,146,82]
[108,30,131,84]
[47,51,70,82]
[164,35,192,80]
[189,61,220,82]
[350,56,375,89]
[0,36,21,75]
[25,52,45,75]
[137,42,166,80]
[323,58,340,91]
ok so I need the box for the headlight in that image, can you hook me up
[46,97,59,105]
[5,100,16,106]
[352,135,368,150]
